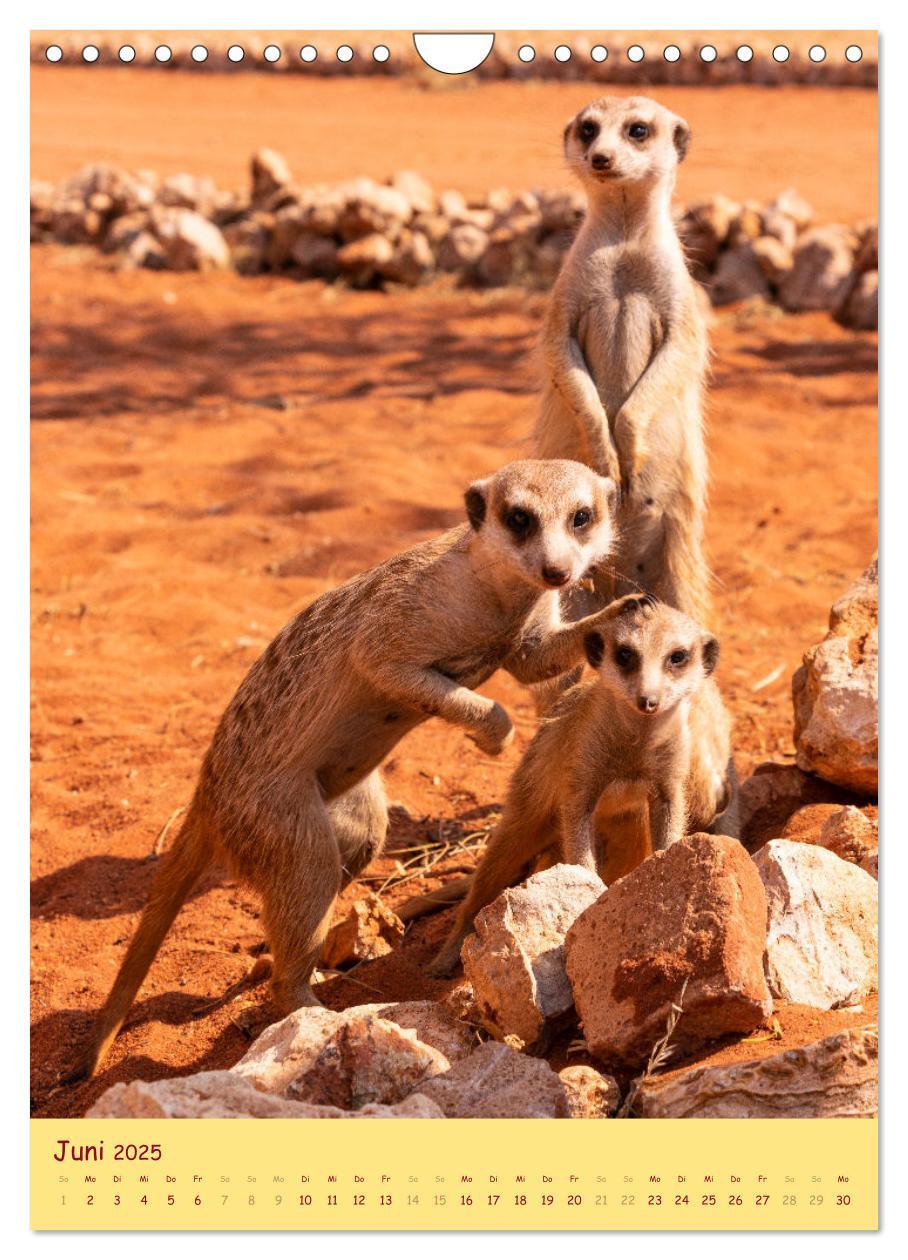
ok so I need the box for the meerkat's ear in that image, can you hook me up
[464,480,489,531]
[584,630,606,670]
[563,117,575,152]
[673,118,692,163]
[701,635,720,675]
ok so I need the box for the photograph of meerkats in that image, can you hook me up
[31,32,877,1122]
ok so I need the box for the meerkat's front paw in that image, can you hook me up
[469,702,514,756]
[604,591,659,620]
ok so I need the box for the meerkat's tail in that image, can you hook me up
[67,804,213,1082]
[662,503,712,623]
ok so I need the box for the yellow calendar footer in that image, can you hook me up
[31,1117,877,1231]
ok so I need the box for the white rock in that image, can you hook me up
[638,1027,877,1118]
[780,225,856,312]
[462,864,605,1048]
[149,206,230,270]
[753,839,877,1008]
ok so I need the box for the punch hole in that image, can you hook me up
[518,45,536,63]
[590,45,607,63]
[846,45,863,63]
[155,46,173,64]
[191,45,208,63]
[413,33,494,74]
[45,45,63,62]
[300,45,318,63]
[264,45,281,63]
[663,45,681,63]
[118,45,136,63]
[772,46,790,63]
[82,45,100,63]
[809,45,826,63]
[627,45,645,63]
[554,45,572,63]
[699,45,717,63]
[337,45,354,63]
[372,45,390,63]
[736,45,754,62]
[227,45,245,63]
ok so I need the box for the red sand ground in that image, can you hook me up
[30,76,877,1118]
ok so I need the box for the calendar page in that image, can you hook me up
[29,26,879,1233]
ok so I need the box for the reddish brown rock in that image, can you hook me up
[320,893,405,968]
[638,1027,877,1118]
[565,834,772,1068]
[287,1013,449,1109]
[418,1040,570,1118]
[738,762,860,852]
[461,864,605,1048]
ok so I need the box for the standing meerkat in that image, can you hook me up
[430,594,738,976]
[537,95,711,620]
[73,459,621,1080]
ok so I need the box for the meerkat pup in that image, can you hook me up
[73,459,624,1080]
[536,95,710,620]
[430,594,737,976]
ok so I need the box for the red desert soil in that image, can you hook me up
[31,70,877,222]
[31,245,876,1117]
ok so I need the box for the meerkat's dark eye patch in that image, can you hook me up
[502,505,537,540]
[572,507,593,530]
[667,648,690,668]
[628,122,650,141]
[613,644,639,671]
[578,118,599,144]
[584,630,605,670]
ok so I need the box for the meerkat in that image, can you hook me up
[72,459,625,1081]
[536,95,710,621]
[429,594,738,976]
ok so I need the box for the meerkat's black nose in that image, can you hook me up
[638,696,659,714]
[591,153,612,171]
[542,565,571,588]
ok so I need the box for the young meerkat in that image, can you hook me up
[73,459,622,1081]
[536,95,710,620]
[430,594,738,976]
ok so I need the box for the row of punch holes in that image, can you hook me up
[44,42,865,65]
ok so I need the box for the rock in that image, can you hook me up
[336,233,394,285]
[738,762,860,852]
[854,222,878,273]
[148,206,230,270]
[290,232,339,277]
[709,244,771,305]
[817,806,878,867]
[223,215,272,275]
[753,840,877,1009]
[565,834,772,1068]
[418,1041,570,1118]
[765,188,814,231]
[251,148,293,205]
[728,202,763,246]
[751,234,793,286]
[760,207,798,251]
[58,163,155,218]
[461,864,605,1048]
[158,172,218,218]
[638,1027,877,1118]
[793,559,878,793]
[380,229,434,285]
[536,188,585,234]
[436,223,488,272]
[321,894,405,968]
[125,230,167,270]
[838,270,878,331]
[337,180,410,242]
[233,999,473,1095]
[89,1070,443,1119]
[860,852,878,879]
[287,1013,450,1108]
[103,211,150,254]
[389,170,434,214]
[559,1064,621,1118]
[677,195,740,274]
[780,225,856,312]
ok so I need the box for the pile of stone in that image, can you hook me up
[30,153,878,329]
